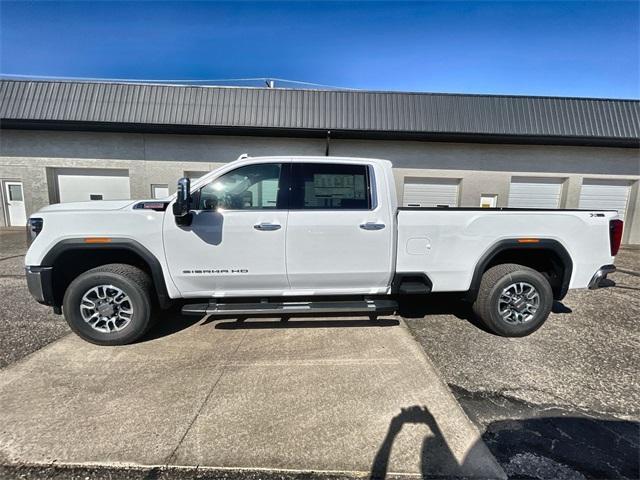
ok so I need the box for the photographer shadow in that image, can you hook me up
[370,405,494,479]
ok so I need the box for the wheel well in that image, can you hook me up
[483,248,567,299]
[50,249,155,307]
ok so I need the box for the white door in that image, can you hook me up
[151,184,170,199]
[480,194,497,208]
[286,162,394,293]
[4,181,27,226]
[403,177,459,207]
[163,162,289,297]
[508,177,563,208]
[56,168,130,203]
[579,179,632,221]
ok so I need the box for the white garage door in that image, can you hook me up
[579,179,632,221]
[403,177,460,207]
[56,168,130,203]
[508,177,563,209]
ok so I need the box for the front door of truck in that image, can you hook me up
[285,161,394,293]
[163,161,290,297]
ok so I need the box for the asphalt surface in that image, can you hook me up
[0,230,70,368]
[1,229,639,479]
[403,255,640,479]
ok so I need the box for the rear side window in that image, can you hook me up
[291,163,371,210]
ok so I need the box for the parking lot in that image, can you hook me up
[1,229,639,480]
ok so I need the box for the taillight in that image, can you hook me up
[609,219,623,256]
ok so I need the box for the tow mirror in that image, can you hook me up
[173,177,193,226]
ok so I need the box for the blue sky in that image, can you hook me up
[1,1,638,98]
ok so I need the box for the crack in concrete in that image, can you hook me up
[163,329,249,466]
[0,254,25,263]
[616,268,640,278]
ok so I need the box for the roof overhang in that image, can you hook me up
[2,118,638,148]
[1,79,638,148]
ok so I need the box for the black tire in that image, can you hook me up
[472,263,553,337]
[62,264,156,345]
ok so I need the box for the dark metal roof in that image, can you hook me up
[1,79,639,146]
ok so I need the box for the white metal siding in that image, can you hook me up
[56,169,130,203]
[508,177,563,208]
[403,178,459,207]
[579,179,632,221]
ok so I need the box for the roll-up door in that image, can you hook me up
[579,179,632,221]
[55,168,130,203]
[508,177,563,208]
[402,177,460,207]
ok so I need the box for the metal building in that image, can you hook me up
[1,79,639,243]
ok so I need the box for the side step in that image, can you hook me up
[182,299,398,317]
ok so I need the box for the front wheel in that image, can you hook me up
[472,263,553,337]
[62,264,155,345]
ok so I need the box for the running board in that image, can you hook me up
[181,299,398,317]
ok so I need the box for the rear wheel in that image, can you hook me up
[472,263,553,337]
[62,264,155,345]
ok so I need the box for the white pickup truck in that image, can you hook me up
[25,155,622,345]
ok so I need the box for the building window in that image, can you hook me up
[480,194,497,208]
[151,184,170,199]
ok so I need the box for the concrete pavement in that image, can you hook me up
[0,313,505,478]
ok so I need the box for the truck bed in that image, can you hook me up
[396,208,617,293]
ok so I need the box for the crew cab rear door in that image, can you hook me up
[285,161,394,294]
[163,161,290,297]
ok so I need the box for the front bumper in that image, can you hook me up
[588,264,616,290]
[25,266,56,306]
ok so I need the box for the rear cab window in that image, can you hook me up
[290,163,373,210]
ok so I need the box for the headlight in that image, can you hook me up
[26,218,43,246]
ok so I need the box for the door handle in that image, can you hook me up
[360,222,385,231]
[254,222,281,231]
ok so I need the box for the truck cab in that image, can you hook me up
[165,157,396,298]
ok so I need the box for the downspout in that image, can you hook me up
[325,130,331,156]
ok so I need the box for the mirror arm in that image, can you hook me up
[175,212,193,227]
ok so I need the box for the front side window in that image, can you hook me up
[291,163,371,210]
[197,163,284,210]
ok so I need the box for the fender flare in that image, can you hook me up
[467,239,573,301]
[42,238,172,308]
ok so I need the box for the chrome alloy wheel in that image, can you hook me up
[498,282,540,324]
[80,285,133,333]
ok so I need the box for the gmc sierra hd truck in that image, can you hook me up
[25,155,622,345]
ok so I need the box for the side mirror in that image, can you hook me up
[173,177,192,226]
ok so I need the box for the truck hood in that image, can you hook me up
[37,200,137,213]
